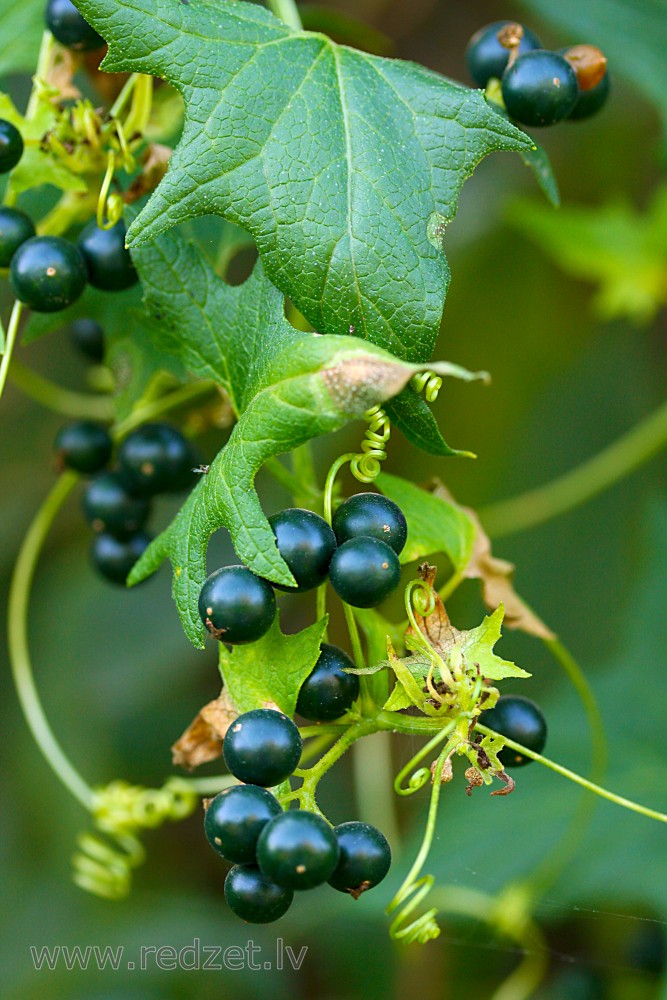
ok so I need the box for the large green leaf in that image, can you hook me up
[218,614,328,716]
[77,0,532,366]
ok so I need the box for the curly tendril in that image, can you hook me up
[410,370,443,403]
[393,725,457,795]
[350,404,391,483]
[72,779,198,900]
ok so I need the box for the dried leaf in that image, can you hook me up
[430,481,555,640]
[408,562,459,653]
[171,689,237,771]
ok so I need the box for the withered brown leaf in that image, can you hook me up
[171,688,237,771]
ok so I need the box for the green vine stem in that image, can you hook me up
[475,723,667,824]
[0,301,24,405]
[266,0,303,30]
[8,472,95,811]
[9,358,115,420]
[479,396,667,538]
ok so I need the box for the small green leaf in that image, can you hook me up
[218,614,328,717]
[376,472,476,569]
[457,606,530,681]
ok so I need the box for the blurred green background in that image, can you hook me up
[1,1,666,998]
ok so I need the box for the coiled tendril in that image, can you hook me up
[350,405,391,483]
[410,370,443,403]
[72,779,197,900]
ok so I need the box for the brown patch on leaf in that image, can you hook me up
[430,481,555,640]
[171,689,237,771]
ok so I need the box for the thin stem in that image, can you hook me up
[8,473,95,811]
[109,73,139,119]
[9,359,114,420]
[26,31,55,119]
[265,0,302,29]
[480,397,667,538]
[0,301,24,405]
[475,724,667,824]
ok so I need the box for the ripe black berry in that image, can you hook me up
[69,317,105,363]
[257,810,339,890]
[45,0,105,52]
[465,21,542,88]
[268,507,337,592]
[77,219,138,292]
[204,785,283,864]
[224,864,293,923]
[10,236,87,312]
[296,643,359,722]
[54,420,113,474]
[118,423,197,495]
[0,119,24,174]
[329,536,401,608]
[332,492,407,556]
[502,51,579,127]
[328,821,392,896]
[199,566,276,645]
[0,207,36,267]
[480,695,547,768]
[223,709,302,787]
[82,471,151,538]
[91,531,151,584]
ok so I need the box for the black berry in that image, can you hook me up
[54,420,113,474]
[296,643,359,722]
[257,810,339,890]
[91,530,151,584]
[0,119,24,174]
[204,785,283,864]
[77,219,138,292]
[269,507,337,592]
[199,566,276,645]
[480,695,547,768]
[118,423,197,495]
[10,236,87,312]
[224,865,293,924]
[502,51,579,127]
[0,207,36,267]
[45,0,105,52]
[332,492,407,556]
[328,821,392,896]
[329,536,401,608]
[82,471,151,538]
[223,709,302,787]
[69,317,105,363]
[465,21,542,88]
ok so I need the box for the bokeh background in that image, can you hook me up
[1,1,666,998]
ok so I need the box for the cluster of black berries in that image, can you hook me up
[54,418,199,583]
[198,493,408,646]
[204,709,392,923]
[466,21,610,127]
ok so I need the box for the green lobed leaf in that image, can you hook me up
[218,614,328,716]
[376,471,476,569]
[76,0,533,367]
[456,605,530,680]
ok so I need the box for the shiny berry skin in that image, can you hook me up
[480,695,547,768]
[223,709,302,787]
[328,821,392,896]
[77,219,138,292]
[118,423,197,495]
[567,71,610,121]
[82,471,151,538]
[465,21,542,88]
[91,530,151,584]
[54,420,113,474]
[204,785,283,864]
[502,51,579,127]
[332,492,407,556]
[199,567,276,645]
[0,119,24,174]
[296,643,359,722]
[45,0,105,52]
[224,865,293,924]
[257,810,339,891]
[69,317,105,363]
[10,236,87,312]
[0,207,35,267]
[268,507,337,592]
[329,537,401,608]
